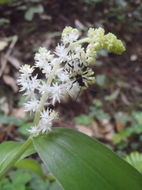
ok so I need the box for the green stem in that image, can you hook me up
[33,61,60,125]
[0,137,32,179]
[73,38,90,46]
[33,93,47,125]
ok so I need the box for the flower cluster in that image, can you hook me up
[17,26,125,136]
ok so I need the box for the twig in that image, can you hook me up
[0,36,18,77]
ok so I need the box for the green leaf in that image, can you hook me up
[15,158,45,179]
[131,124,142,134]
[30,174,50,190]
[0,0,11,4]
[11,169,32,189]
[0,169,32,190]
[0,18,9,26]
[33,128,142,190]
[24,5,44,21]
[114,112,131,122]
[115,0,128,7]
[95,74,106,86]
[92,99,103,107]
[0,115,25,126]
[50,182,63,190]
[112,128,132,144]
[74,114,93,125]
[89,106,110,120]
[105,90,119,101]
[125,152,142,173]
[0,141,35,176]
[133,112,142,124]
[18,122,32,137]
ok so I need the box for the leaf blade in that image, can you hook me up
[0,141,35,176]
[33,128,142,190]
[15,158,45,179]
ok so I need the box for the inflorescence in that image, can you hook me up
[17,27,125,136]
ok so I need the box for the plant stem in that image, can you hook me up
[73,38,90,45]
[0,137,32,179]
[33,61,60,125]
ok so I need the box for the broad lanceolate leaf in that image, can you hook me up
[15,158,45,179]
[33,128,142,190]
[0,141,35,176]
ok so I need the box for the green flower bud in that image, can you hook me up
[86,43,97,65]
[104,33,125,55]
[87,27,105,50]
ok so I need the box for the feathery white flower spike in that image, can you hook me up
[18,26,125,136]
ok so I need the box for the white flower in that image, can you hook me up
[57,71,69,82]
[62,26,80,44]
[55,44,68,61]
[50,83,65,105]
[28,109,57,136]
[17,76,29,91]
[30,75,40,88]
[24,99,39,112]
[28,125,40,136]
[73,45,85,58]
[42,64,52,76]
[17,75,40,99]
[40,109,57,124]
[38,124,52,134]
[63,33,79,44]
[35,47,54,69]
[24,77,40,98]
[40,109,51,124]
[39,81,51,94]
[38,109,56,133]
[19,65,34,78]
[65,55,82,72]
[28,121,51,136]
[50,57,60,66]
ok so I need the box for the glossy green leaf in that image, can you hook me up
[33,128,142,190]
[15,158,45,179]
[125,152,142,173]
[0,141,35,176]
